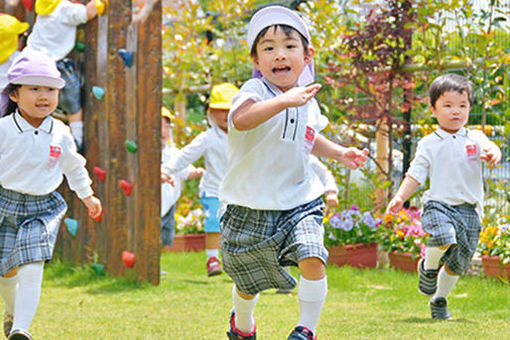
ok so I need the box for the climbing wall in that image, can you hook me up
[1,0,162,285]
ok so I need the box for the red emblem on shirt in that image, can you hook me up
[305,126,315,142]
[49,146,62,158]
[466,144,477,157]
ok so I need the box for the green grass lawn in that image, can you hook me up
[9,251,510,339]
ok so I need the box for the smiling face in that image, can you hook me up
[252,26,313,92]
[430,90,470,134]
[9,84,59,127]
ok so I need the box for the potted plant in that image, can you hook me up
[478,215,510,281]
[324,205,381,268]
[166,202,205,252]
[377,207,428,272]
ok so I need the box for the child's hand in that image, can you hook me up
[480,147,502,167]
[161,173,175,186]
[82,195,102,219]
[386,196,404,215]
[325,192,339,208]
[282,84,321,108]
[188,167,205,180]
[340,147,369,169]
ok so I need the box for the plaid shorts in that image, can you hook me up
[421,200,481,275]
[0,186,67,275]
[220,197,328,295]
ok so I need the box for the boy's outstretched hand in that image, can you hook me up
[481,147,502,167]
[161,172,175,186]
[283,84,322,108]
[339,147,369,170]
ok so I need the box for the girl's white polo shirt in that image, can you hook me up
[26,1,88,61]
[406,127,497,215]
[161,143,193,217]
[219,78,324,210]
[0,112,93,199]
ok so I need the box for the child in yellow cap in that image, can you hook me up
[161,83,239,276]
[0,14,29,95]
[160,107,204,250]
[24,0,107,150]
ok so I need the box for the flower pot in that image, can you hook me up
[164,233,206,252]
[388,251,420,272]
[328,242,378,269]
[481,255,510,281]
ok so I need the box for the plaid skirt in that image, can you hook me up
[0,186,67,276]
[421,200,481,275]
[220,197,328,295]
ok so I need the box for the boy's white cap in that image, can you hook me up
[247,5,311,51]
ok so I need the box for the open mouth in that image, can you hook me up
[273,66,291,73]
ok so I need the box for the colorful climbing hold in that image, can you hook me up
[125,140,138,153]
[75,41,85,52]
[92,86,105,100]
[91,263,105,276]
[64,218,78,237]
[93,166,106,181]
[121,251,135,268]
[119,180,134,196]
[118,49,133,68]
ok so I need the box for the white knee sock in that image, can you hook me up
[424,247,447,270]
[0,275,18,314]
[298,276,327,334]
[232,285,258,334]
[12,262,44,332]
[206,249,219,260]
[69,121,84,146]
[433,267,459,299]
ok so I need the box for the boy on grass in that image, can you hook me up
[387,74,501,320]
[219,5,368,339]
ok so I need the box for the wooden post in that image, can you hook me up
[1,1,162,284]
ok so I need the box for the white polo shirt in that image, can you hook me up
[406,127,497,215]
[161,143,193,216]
[219,78,324,210]
[0,111,93,199]
[26,1,88,61]
[162,124,227,198]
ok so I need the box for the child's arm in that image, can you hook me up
[86,0,107,20]
[481,142,502,166]
[161,133,207,177]
[187,167,205,180]
[232,84,321,131]
[311,134,369,170]
[81,195,102,219]
[324,190,339,208]
[386,176,420,214]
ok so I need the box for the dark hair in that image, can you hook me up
[250,24,310,58]
[429,74,474,108]
[2,84,21,117]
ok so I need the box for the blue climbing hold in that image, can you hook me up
[118,49,133,68]
[64,218,78,237]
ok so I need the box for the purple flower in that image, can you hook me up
[329,213,342,229]
[350,204,360,211]
[362,211,376,228]
[340,219,354,231]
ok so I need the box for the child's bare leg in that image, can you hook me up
[205,232,221,252]
[11,262,44,332]
[297,257,327,334]
[232,285,258,333]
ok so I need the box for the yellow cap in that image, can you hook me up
[209,83,239,110]
[35,0,61,15]
[0,14,30,64]
[161,106,174,119]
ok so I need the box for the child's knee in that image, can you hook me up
[298,257,325,280]
[438,244,452,251]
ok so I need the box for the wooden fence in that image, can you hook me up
[1,0,162,285]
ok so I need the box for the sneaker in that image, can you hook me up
[226,311,256,340]
[206,256,222,277]
[8,329,33,340]
[3,312,12,338]
[288,326,317,340]
[429,297,452,320]
[418,258,439,296]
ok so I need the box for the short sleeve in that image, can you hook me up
[405,139,430,186]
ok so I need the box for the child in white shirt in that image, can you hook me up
[219,5,368,339]
[0,49,102,340]
[162,83,239,276]
[160,107,203,248]
[387,74,501,320]
[25,0,106,149]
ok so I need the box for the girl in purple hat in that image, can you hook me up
[0,50,102,340]
[219,5,368,340]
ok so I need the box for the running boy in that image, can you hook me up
[0,49,102,340]
[219,5,368,339]
[25,0,107,149]
[162,83,239,276]
[387,73,501,320]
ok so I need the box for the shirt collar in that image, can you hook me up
[13,110,54,134]
[433,126,468,140]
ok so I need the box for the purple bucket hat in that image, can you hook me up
[248,5,315,86]
[1,49,65,116]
